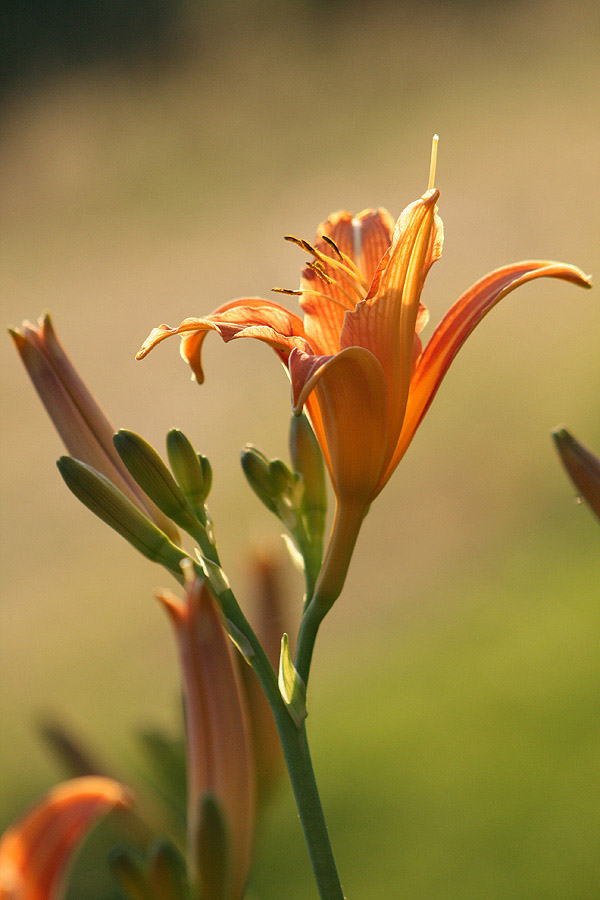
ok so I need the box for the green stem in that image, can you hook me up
[211,584,343,900]
[295,499,366,686]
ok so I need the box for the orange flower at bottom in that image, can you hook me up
[0,777,130,900]
[138,185,591,608]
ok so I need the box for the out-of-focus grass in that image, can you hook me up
[2,0,600,896]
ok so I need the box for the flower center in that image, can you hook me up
[273,233,369,312]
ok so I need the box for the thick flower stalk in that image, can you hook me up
[0,777,130,900]
[157,569,256,900]
[137,151,591,643]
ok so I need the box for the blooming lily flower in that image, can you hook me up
[0,777,130,900]
[137,155,591,610]
[157,567,255,900]
[10,314,179,543]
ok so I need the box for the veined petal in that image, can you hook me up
[289,346,388,508]
[0,777,130,900]
[299,208,395,356]
[379,260,592,488]
[137,298,308,382]
[341,189,440,461]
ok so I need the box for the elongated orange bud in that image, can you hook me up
[157,573,255,900]
[0,777,131,900]
[10,314,178,542]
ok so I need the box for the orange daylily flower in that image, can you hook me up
[137,172,591,608]
[0,777,130,900]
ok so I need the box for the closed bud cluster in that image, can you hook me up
[240,445,298,528]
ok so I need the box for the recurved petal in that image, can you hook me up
[289,346,388,507]
[0,777,130,900]
[137,298,308,383]
[380,260,592,488]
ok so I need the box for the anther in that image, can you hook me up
[321,235,343,259]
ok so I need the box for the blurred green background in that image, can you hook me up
[2,0,600,897]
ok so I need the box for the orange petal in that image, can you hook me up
[0,777,130,900]
[340,189,440,461]
[158,578,255,900]
[299,208,396,356]
[289,346,388,508]
[137,298,308,383]
[380,260,592,488]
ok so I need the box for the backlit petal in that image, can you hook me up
[379,260,592,488]
[341,189,440,462]
[289,346,388,508]
[137,298,308,382]
[0,777,130,900]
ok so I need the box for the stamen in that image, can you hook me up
[428,134,439,191]
[285,233,366,297]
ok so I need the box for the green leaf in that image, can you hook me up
[278,633,307,727]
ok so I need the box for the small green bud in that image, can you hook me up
[109,847,153,900]
[269,458,296,494]
[199,454,213,499]
[166,429,210,519]
[114,430,197,534]
[57,457,188,578]
[148,840,189,900]
[195,793,231,900]
[240,445,279,514]
[289,413,327,544]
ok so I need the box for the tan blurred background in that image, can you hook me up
[2,1,600,896]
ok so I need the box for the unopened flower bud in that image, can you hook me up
[114,429,199,534]
[57,457,188,578]
[289,412,327,547]
[553,427,600,521]
[166,429,211,519]
[268,458,296,494]
[240,446,279,514]
[109,847,151,900]
[148,841,188,900]
[10,314,179,543]
[157,578,255,900]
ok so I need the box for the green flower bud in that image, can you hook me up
[57,457,188,578]
[268,458,296,494]
[289,413,327,544]
[240,446,279,514]
[166,429,210,520]
[109,847,153,900]
[114,430,198,534]
[148,840,189,900]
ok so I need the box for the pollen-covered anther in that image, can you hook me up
[285,233,366,299]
